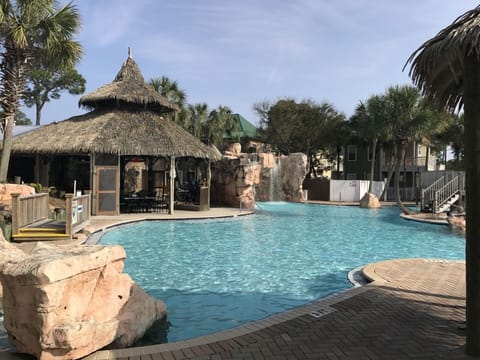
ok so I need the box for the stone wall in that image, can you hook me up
[0,237,166,360]
[211,156,261,210]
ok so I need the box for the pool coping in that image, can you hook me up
[83,283,372,359]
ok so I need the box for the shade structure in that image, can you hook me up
[11,108,221,160]
[11,55,220,161]
[79,55,179,113]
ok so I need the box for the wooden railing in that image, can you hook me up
[12,192,90,239]
[11,193,50,236]
[65,193,91,236]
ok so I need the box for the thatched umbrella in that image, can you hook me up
[12,54,221,214]
[406,6,480,355]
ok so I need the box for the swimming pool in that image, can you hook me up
[99,202,464,345]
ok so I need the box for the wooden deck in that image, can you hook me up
[11,193,91,242]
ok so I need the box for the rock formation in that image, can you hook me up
[211,143,308,208]
[0,184,34,210]
[359,192,382,209]
[0,237,166,360]
[211,156,261,209]
[256,153,308,202]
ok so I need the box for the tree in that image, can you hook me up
[406,6,480,354]
[258,98,346,156]
[13,110,31,125]
[23,66,85,125]
[384,85,448,214]
[203,105,235,148]
[0,0,82,182]
[188,103,209,139]
[350,94,390,194]
[149,76,186,108]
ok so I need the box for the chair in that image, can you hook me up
[152,188,168,213]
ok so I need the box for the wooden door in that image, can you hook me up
[96,166,119,215]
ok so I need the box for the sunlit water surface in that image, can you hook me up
[99,202,464,344]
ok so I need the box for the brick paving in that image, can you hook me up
[80,258,469,360]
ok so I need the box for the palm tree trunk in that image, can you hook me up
[463,54,480,356]
[368,138,377,193]
[0,113,15,182]
[395,141,411,214]
[0,50,26,182]
[379,143,397,201]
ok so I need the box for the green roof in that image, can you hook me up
[224,114,257,140]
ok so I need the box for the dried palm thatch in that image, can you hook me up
[405,5,480,112]
[79,56,179,113]
[11,108,221,159]
[11,54,220,160]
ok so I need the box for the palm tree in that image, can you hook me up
[350,94,390,195]
[384,85,438,214]
[406,5,480,354]
[0,0,82,182]
[149,76,186,108]
[203,105,235,148]
[188,103,209,139]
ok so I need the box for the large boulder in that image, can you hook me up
[0,240,166,360]
[359,192,381,209]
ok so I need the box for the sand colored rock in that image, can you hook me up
[448,214,466,233]
[359,192,382,209]
[0,240,166,360]
[0,183,35,209]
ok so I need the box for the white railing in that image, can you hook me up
[421,176,445,211]
[433,174,464,213]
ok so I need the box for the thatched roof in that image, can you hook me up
[11,55,220,160]
[79,55,179,113]
[11,108,221,159]
[406,5,480,111]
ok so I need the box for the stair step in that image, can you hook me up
[19,227,65,234]
[12,232,70,242]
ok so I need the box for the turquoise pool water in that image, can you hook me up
[99,202,464,344]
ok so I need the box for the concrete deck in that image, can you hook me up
[2,205,470,359]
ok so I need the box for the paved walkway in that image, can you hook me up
[3,207,470,359]
[78,258,468,360]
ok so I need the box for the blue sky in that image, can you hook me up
[22,1,480,126]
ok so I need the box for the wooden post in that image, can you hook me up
[65,193,73,238]
[11,193,20,236]
[207,159,211,209]
[169,157,175,214]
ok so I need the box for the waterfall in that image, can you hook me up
[269,157,283,201]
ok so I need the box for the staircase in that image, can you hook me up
[13,219,70,242]
[421,173,465,214]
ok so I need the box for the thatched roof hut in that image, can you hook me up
[12,55,220,160]
[11,54,221,215]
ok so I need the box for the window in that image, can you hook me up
[347,145,357,161]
